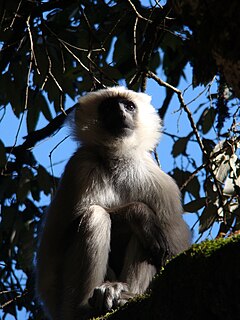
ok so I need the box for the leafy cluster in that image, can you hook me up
[0,0,239,319]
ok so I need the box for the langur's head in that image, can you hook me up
[72,87,162,153]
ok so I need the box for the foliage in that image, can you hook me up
[0,0,239,318]
[171,0,240,96]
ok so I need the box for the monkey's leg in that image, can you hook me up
[109,202,171,294]
[59,205,111,320]
[119,236,157,294]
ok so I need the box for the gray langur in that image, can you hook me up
[36,87,191,320]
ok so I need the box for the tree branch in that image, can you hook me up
[147,71,207,155]
[147,71,225,208]
[22,104,77,150]
[5,103,77,157]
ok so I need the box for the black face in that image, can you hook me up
[98,97,137,137]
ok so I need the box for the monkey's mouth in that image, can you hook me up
[109,123,135,137]
[100,114,135,137]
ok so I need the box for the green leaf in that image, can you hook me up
[30,180,40,202]
[27,90,41,133]
[172,168,200,199]
[39,92,52,122]
[0,176,12,200]
[1,206,16,231]
[17,221,35,272]
[233,207,240,231]
[0,139,6,167]
[184,197,206,213]
[198,107,217,134]
[204,177,218,202]
[172,137,188,158]
[17,167,34,202]
[100,63,123,81]
[17,181,31,203]
[37,165,53,195]
[113,33,133,74]
[5,73,24,117]
[199,202,218,233]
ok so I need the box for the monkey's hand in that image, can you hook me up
[89,282,134,312]
[145,226,171,268]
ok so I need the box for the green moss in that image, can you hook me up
[98,235,240,320]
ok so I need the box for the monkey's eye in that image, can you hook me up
[122,100,136,112]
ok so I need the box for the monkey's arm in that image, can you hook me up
[108,202,171,268]
[36,152,114,319]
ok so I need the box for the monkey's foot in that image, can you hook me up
[89,282,134,312]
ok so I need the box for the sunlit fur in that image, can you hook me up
[36,87,191,320]
[72,86,161,154]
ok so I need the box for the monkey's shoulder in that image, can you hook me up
[61,147,130,192]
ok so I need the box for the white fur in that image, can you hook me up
[73,87,162,155]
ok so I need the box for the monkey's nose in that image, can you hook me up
[117,103,127,119]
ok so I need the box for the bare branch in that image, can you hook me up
[147,71,207,155]
[147,71,227,210]
[186,76,216,107]
[3,104,77,161]
[1,290,28,309]
[46,51,64,93]
[21,104,77,150]
[127,0,152,22]
[26,16,40,74]
[9,0,23,29]
[59,40,102,85]
[180,163,206,191]
[133,17,139,67]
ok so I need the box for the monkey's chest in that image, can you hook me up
[108,165,148,204]
[94,161,152,209]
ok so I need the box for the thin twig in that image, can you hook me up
[46,53,63,93]
[147,71,207,154]
[86,51,116,86]
[49,135,70,191]
[186,76,216,107]
[42,23,103,86]
[9,0,23,29]
[26,16,40,74]
[2,104,77,177]
[153,148,160,167]
[147,71,225,209]
[154,0,163,9]
[133,17,139,67]
[60,39,103,52]
[59,40,102,86]
[0,106,6,122]
[102,12,127,47]
[180,163,206,191]
[127,0,152,22]
[1,290,28,309]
